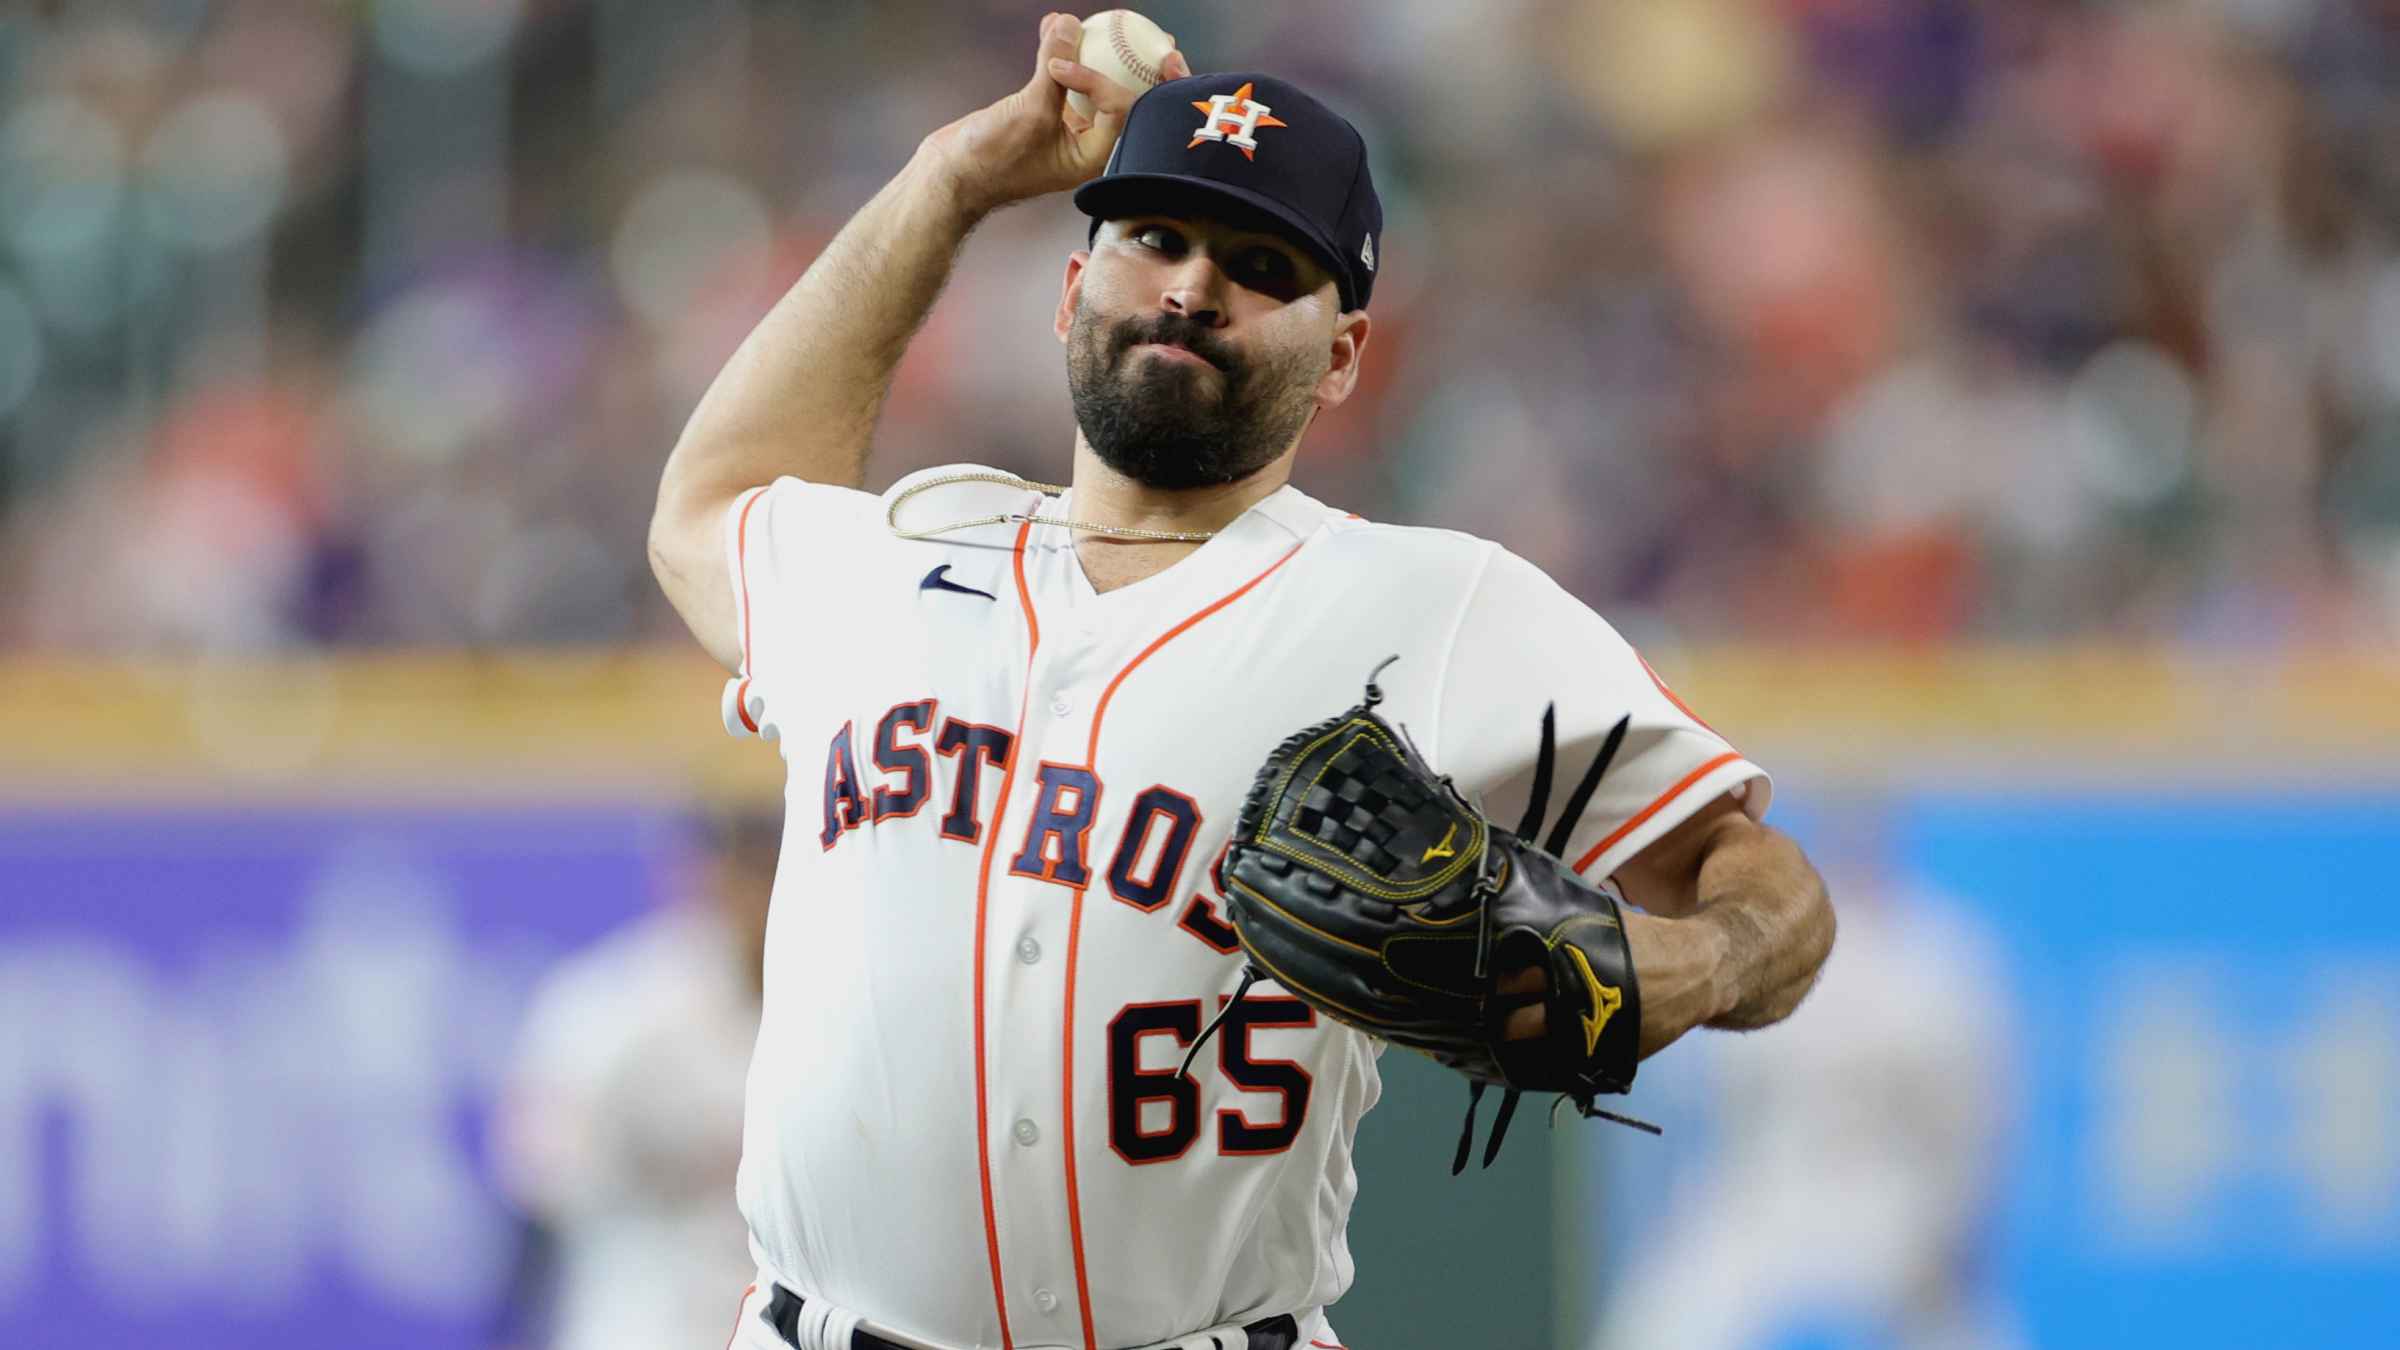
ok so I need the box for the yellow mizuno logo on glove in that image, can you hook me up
[1562,944,1623,1057]
[1422,823,1458,862]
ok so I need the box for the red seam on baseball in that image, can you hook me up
[1109,14,1160,86]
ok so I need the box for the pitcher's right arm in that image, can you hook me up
[648,13,1185,669]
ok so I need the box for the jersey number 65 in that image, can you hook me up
[1106,995,1314,1164]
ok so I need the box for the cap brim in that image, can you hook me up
[1073,174,1355,309]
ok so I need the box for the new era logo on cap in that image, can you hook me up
[1073,71,1385,311]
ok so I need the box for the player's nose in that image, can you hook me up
[1158,254,1230,328]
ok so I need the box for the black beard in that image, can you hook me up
[1066,306,1320,490]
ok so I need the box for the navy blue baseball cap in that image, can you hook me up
[1073,72,1383,311]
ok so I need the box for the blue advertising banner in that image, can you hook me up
[1576,791,2400,1350]
[0,807,673,1350]
[1910,793,2400,1350]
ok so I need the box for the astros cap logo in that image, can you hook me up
[1188,82,1287,160]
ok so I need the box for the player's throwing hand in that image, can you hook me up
[922,13,1191,217]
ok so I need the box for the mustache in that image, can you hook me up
[1114,314,1234,372]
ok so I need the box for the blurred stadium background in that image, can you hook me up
[3,1,2398,1347]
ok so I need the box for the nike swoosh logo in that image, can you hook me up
[920,564,996,601]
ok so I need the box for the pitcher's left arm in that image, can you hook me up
[1609,793,1835,1054]
[1501,793,1835,1055]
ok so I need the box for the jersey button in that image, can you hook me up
[1016,935,1041,965]
[1050,693,1073,717]
[1012,1117,1039,1146]
[1033,1289,1059,1314]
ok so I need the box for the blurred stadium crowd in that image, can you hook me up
[5,0,2400,650]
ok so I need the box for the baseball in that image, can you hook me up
[1064,10,1177,120]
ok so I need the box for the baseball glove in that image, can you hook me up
[1185,657,1655,1173]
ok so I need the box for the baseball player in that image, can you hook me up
[647,16,1837,1350]
[491,810,778,1350]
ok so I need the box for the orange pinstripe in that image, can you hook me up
[1635,649,1718,738]
[1081,544,1305,763]
[1571,750,1743,877]
[724,1282,758,1350]
[969,515,1044,1350]
[1055,538,1308,1350]
[733,489,767,733]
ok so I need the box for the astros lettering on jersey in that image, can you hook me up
[711,465,1769,1350]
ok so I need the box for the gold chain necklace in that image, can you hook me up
[884,470,1222,543]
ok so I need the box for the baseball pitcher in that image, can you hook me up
[648,15,1837,1350]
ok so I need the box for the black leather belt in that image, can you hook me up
[763,1285,1300,1350]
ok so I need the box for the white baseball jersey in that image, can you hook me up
[719,464,1771,1350]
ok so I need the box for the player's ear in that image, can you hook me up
[1312,307,1371,409]
[1055,251,1090,344]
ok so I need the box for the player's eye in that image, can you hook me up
[1238,249,1294,284]
[1133,225,1183,253]
[1232,247,1301,298]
